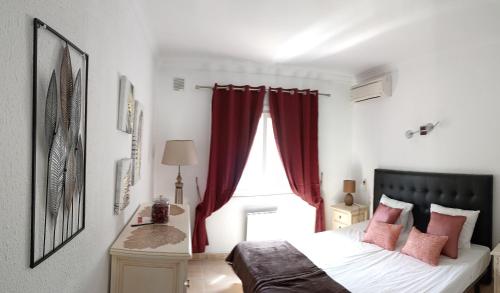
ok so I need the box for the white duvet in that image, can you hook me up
[288,221,490,293]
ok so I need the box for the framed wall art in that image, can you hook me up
[131,100,143,185]
[114,158,132,215]
[31,18,89,268]
[118,76,135,133]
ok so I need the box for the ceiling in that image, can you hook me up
[134,0,500,75]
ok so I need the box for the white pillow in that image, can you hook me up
[380,194,414,231]
[430,203,480,249]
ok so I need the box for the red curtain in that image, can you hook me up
[192,84,265,253]
[268,88,325,232]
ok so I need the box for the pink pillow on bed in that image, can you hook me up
[402,227,448,266]
[365,203,403,231]
[363,221,403,251]
[427,212,466,259]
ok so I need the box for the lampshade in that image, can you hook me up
[161,140,198,166]
[343,180,356,193]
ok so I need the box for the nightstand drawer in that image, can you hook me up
[333,220,349,230]
[332,210,351,225]
[331,203,368,230]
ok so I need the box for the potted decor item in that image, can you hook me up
[152,197,170,224]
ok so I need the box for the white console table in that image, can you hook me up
[110,204,191,293]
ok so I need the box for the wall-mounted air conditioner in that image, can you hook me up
[351,74,392,102]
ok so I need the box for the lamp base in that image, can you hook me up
[175,183,183,204]
[344,193,353,206]
[175,166,183,204]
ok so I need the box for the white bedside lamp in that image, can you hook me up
[161,140,198,204]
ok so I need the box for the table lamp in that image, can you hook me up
[161,140,198,204]
[343,180,356,206]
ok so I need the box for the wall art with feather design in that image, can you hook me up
[118,76,135,133]
[131,100,143,186]
[114,158,132,215]
[30,18,88,268]
[114,75,144,214]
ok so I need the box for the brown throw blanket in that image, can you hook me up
[226,240,350,293]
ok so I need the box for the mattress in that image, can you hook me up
[289,221,490,293]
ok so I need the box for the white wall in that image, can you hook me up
[0,1,154,292]
[352,42,500,245]
[153,57,353,252]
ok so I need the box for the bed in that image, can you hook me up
[227,169,493,293]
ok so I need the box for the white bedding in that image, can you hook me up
[288,221,490,293]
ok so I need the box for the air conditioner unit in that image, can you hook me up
[351,75,392,102]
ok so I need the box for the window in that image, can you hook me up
[234,113,292,196]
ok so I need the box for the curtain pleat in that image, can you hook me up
[192,84,265,253]
[268,88,325,232]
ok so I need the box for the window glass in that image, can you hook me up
[234,114,292,196]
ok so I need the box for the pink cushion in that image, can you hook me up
[365,203,403,231]
[402,227,449,266]
[363,221,403,251]
[427,212,466,259]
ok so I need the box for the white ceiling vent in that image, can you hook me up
[351,75,392,102]
[173,77,185,91]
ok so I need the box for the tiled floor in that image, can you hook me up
[187,259,493,293]
[187,259,243,293]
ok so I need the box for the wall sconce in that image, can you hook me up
[405,122,440,139]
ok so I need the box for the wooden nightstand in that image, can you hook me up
[331,203,368,230]
[492,244,500,293]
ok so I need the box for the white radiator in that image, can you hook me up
[245,209,278,241]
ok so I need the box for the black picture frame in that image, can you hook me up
[30,18,89,268]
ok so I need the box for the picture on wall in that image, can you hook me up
[118,76,135,133]
[131,100,143,185]
[114,158,132,215]
[31,18,88,268]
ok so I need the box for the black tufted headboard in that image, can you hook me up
[373,169,493,250]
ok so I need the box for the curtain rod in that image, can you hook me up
[195,85,331,97]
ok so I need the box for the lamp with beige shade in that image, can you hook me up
[343,180,356,206]
[161,140,198,204]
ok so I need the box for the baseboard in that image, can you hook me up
[192,253,228,260]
